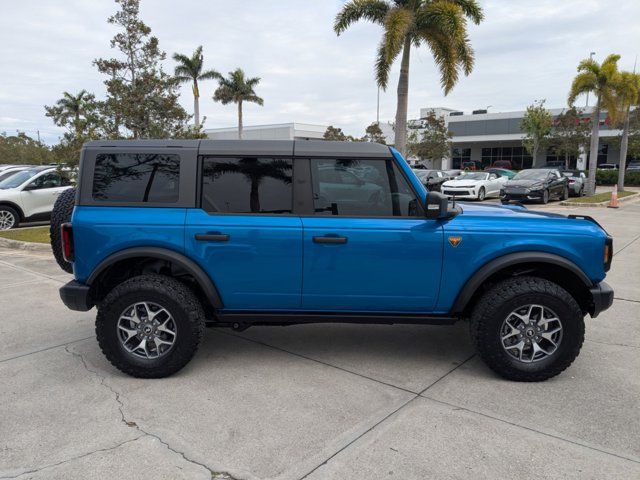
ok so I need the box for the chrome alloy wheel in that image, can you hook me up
[117,302,177,359]
[500,304,563,363]
[0,210,16,230]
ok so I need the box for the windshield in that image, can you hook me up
[513,170,548,181]
[458,172,488,180]
[415,170,434,178]
[562,171,579,177]
[0,169,26,183]
[0,170,39,189]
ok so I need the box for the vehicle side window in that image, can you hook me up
[92,153,180,203]
[489,173,497,180]
[310,158,419,217]
[201,157,293,214]
[28,172,68,190]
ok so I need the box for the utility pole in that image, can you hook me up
[37,130,41,143]
[376,86,380,124]
[586,52,596,107]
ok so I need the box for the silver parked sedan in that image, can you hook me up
[562,170,586,196]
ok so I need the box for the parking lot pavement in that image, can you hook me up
[1,204,639,479]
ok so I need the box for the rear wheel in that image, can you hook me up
[50,188,76,273]
[96,274,205,378]
[0,206,19,231]
[562,186,569,200]
[470,276,584,381]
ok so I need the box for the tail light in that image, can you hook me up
[61,223,74,263]
[568,179,575,184]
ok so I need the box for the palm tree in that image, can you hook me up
[212,69,264,139]
[568,54,620,196]
[173,46,220,127]
[611,71,640,191]
[334,0,483,157]
[44,90,98,137]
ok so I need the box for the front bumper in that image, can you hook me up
[501,190,544,201]
[60,280,94,312]
[589,281,614,318]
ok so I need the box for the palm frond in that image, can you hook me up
[334,0,389,35]
[375,41,393,89]
[568,72,596,105]
[199,69,222,81]
[244,94,264,106]
[424,32,458,94]
[442,0,484,24]
[380,7,413,65]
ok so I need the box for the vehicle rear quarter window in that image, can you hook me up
[92,153,180,203]
[310,158,419,217]
[201,157,293,214]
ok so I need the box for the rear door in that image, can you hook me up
[20,171,72,218]
[185,155,303,310]
[301,157,444,313]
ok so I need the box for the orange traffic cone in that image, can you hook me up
[608,184,620,209]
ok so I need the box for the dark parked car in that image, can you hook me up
[501,169,569,204]
[462,161,480,171]
[489,160,513,169]
[598,163,618,170]
[413,169,448,192]
[545,160,566,170]
[627,161,640,171]
[485,167,516,180]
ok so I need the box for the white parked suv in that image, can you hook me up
[0,166,73,230]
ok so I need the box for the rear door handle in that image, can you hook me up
[195,233,230,242]
[313,235,347,244]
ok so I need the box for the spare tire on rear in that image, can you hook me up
[50,187,76,273]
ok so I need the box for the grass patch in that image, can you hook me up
[564,190,637,204]
[0,226,50,243]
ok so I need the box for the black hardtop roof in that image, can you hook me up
[83,139,393,158]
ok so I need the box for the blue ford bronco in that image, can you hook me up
[54,140,613,380]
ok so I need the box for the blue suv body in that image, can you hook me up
[58,140,613,380]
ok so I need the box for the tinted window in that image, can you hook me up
[29,172,71,189]
[0,169,40,189]
[201,157,293,214]
[311,159,418,217]
[93,153,180,203]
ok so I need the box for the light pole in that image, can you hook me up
[586,52,595,107]
[376,86,380,124]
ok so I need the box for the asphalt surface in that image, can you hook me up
[1,202,639,479]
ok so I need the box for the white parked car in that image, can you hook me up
[0,166,73,230]
[441,171,508,201]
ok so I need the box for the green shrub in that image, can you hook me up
[585,170,640,186]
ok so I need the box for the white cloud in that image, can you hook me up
[0,0,638,144]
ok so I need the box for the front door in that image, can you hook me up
[301,158,444,313]
[185,156,302,310]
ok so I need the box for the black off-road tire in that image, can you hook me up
[50,187,76,273]
[96,274,206,378]
[0,205,20,230]
[470,276,585,382]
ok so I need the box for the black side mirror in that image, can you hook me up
[425,192,457,220]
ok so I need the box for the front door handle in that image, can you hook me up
[195,233,230,242]
[313,235,347,244]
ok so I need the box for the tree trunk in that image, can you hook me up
[586,102,601,196]
[238,100,243,140]
[617,107,630,192]
[393,37,411,157]
[564,152,569,170]
[532,144,539,167]
[193,80,200,127]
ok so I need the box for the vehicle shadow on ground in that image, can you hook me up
[185,322,484,391]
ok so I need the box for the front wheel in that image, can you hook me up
[96,274,205,378]
[541,189,549,204]
[562,186,569,201]
[470,276,584,381]
[477,187,486,201]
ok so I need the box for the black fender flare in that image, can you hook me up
[87,247,223,309]
[450,252,592,314]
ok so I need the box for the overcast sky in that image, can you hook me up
[1,0,639,144]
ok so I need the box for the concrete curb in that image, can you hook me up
[0,236,51,252]
[560,192,639,207]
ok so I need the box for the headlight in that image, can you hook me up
[529,183,543,191]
